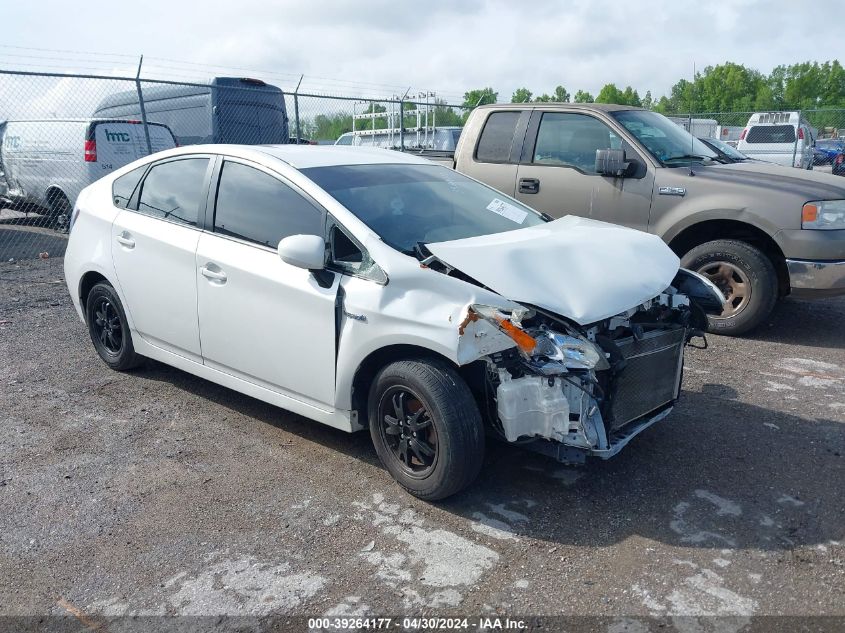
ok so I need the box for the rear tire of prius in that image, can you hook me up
[681,239,778,336]
[85,282,144,371]
[368,359,484,501]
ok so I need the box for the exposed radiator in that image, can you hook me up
[607,327,686,431]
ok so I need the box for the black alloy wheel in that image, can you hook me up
[368,359,485,501]
[92,296,123,355]
[377,386,439,478]
[85,281,144,371]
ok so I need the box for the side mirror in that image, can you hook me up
[278,234,326,270]
[595,148,627,177]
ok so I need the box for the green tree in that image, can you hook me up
[511,87,533,103]
[659,78,695,113]
[573,89,594,103]
[621,86,642,107]
[552,85,570,102]
[696,62,764,111]
[311,112,353,141]
[462,88,498,108]
[534,93,552,102]
[432,99,464,127]
[595,83,624,104]
[642,90,654,110]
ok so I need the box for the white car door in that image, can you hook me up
[111,155,212,361]
[195,158,338,408]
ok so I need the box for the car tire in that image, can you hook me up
[368,359,484,501]
[681,239,778,336]
[85,281,144,371]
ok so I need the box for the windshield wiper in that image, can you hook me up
[662,154,716,164]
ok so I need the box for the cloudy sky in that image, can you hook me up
[0,0,839,104]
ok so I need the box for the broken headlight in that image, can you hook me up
[466,304,537,354]
[467,304,608,373]
[534,331,607,370]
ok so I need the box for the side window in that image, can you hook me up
[214,161,324,247]
[330,224,363,269]
[137,158,209,226]
[327,221,387,284]
[533,113,620,173]
[112,165,147,209]
[475,111,520,163]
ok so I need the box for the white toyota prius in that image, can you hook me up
[64,145,724,500]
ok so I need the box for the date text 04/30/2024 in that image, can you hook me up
[307,616,527,630]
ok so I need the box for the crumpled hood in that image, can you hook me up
[426,216,680,325]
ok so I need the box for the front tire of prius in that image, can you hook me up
[85,282,143,371]
[368,359,484,501]
[681,239,778,336]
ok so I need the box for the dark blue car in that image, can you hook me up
[814,139,845,165]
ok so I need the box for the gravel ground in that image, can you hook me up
[0,258,843,631]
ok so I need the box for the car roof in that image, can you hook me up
[148,144,435,169]
[258,145,434,168]
[476,102,644,113]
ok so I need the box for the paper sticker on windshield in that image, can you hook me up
[486,198,528,224]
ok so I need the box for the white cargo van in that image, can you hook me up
[0,119,176,225]
[736,112,814,169]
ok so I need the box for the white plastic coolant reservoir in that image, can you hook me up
[496,370,570,442]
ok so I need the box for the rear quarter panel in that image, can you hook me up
[63,179,123,321]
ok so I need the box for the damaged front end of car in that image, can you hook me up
[460,271,722,464]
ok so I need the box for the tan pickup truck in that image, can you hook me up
[446,103,845,335]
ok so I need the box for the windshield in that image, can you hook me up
[703,137,748,160]
[612,110,719,165]
[302,163,546,254]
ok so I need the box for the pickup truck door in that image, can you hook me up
[514,111,654,232]
[456,110,531,197]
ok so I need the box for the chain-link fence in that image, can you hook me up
[2,67,845,261]
[0,69,471,260]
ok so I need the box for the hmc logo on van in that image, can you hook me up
[104,128,131,142]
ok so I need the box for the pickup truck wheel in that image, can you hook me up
[681,239,778,336]
[368,359,484,501]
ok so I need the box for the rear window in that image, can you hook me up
[475,111,520,163]
[112,165,147,209]
[746,125,795,144]
[137,157,209,226]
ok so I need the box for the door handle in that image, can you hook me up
[116,233,135,248]
[518,177,540,194]
[200,265,227,283]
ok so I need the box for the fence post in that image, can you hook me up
[399,87,410,152]
[293,74,303,143]
[792,109,801,168]
[135,55,153,156]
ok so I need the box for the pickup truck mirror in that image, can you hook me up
[595,148,628,177]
